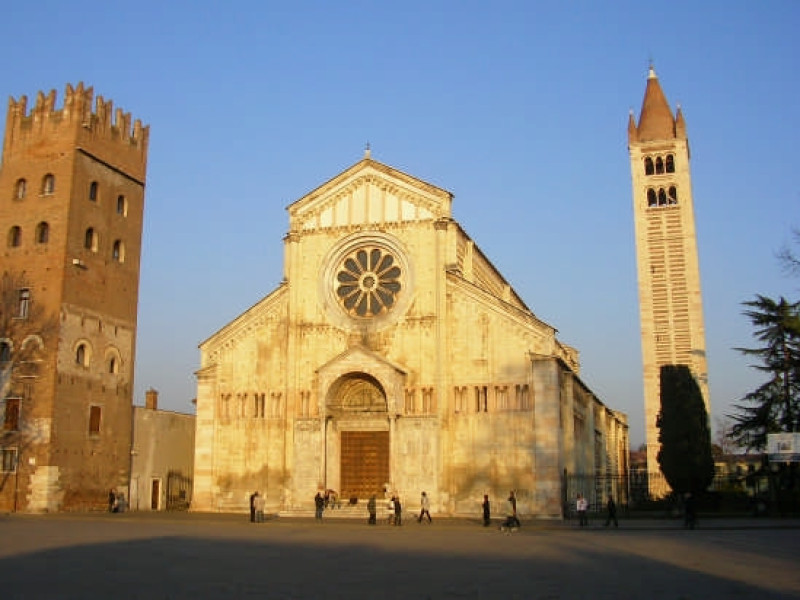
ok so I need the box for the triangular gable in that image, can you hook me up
[316,344,408,379]
[288,157,453,232]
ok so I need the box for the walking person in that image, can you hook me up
[394,494,403,526]
[684,492,697,529]
[367,494,377,525]
[108,489,116,513]
[604,496,618,528]
[418,491,432,523]
[482,494,491,527]
[314,491,325,521]
[576,493,588,526]
[501,491,520,531]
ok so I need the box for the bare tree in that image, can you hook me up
[777,227,800,279]
[0,271,57,491]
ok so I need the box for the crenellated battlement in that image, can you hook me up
[3,82,149,176]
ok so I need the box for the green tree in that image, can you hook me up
[729,295,800,450]
[656,364,715,494]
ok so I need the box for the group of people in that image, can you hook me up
[107,489,125,513]
[251,487,625,529]
[575,493,619,527]
[249,491,266,523]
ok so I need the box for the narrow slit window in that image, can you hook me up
[36,222,49,244]
[8,226,22,247]
[42,174,55,195]
[15,179,26,200]
[89,405,101,434]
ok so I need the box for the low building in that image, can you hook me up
[129,389,195,511]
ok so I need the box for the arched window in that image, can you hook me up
[84,228,99,252]
[666,154,675,173]
[655,157,664,174]
[35,222,49,244]
[108,356,118,374]
[89,181,98,201]
[116,195,127,216]
[658,188,667,206]
[7,226,22,247]
[14,179,26,200]
[644,157,654,176]
[112,240,125,263]
[75,342,91,367]
[42,173,55,195]
[646,189,657,207]
[668,186,678,205]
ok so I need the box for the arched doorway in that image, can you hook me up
[327,373,390,501]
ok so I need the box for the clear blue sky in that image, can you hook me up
[2,1,798,447]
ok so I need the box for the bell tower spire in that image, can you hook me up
[628,67,710,495]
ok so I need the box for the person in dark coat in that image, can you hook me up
[393,494,402,526]
[314,491,325,521]
[108,489,116,513]
[604,496,618,527]
[249,491,257,523]
[367,495,377,525]
[482,494,491,527]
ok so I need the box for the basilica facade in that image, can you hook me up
[191,153,628,518]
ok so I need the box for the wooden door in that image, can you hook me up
[340,431,389,501]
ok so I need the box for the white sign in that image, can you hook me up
[767,433,800,463]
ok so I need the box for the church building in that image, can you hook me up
[192,151,629,518]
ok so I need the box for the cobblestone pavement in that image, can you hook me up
[1,512,798,599]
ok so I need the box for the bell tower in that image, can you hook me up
[628,66,710,490]
[0,83,149,511]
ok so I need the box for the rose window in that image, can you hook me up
[335,247,402,318]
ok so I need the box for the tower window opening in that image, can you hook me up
[3,398,20,431]
[89,181,98,202]
[75,342,91,367]
[668,186,678,205]
[84,228,99,252]
[0,341,11,362]
[666,155,675,173]
[647,189,657,207]
[655,157,664,174]
[644,157,654,175]
[7,226,22,247]
[112,240,125,263]
[1,448,18,473]
[116,195,127,216]
[14,179,26,200]
[18,289,30,319]
[108,357,118,374]
[42,174,55,195]
[88,405,101,435]
[658,189,667,206]
[35,222,49,244]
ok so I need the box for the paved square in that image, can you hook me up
[0,514,798,599]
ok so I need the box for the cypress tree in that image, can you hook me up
[656,364,715,494]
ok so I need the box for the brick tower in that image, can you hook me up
[0,83,149,511]
[627,67,710,492]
